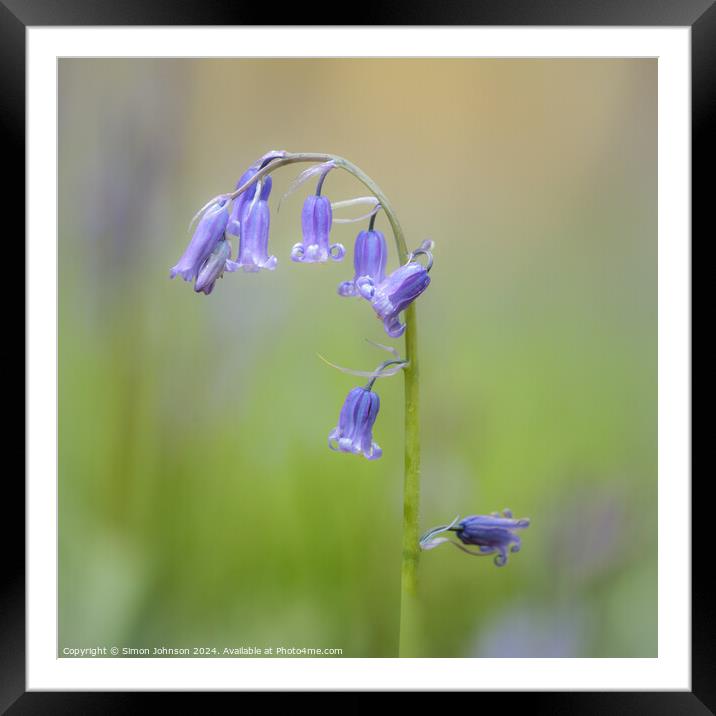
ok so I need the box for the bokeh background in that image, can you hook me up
[59,59,657,658]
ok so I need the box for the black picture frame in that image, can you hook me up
[8,1,705,710]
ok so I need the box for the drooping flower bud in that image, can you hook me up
[328,386,382,460]
[226,180,277,272]
[420,510,531,567]
[455,511,531,566]
[338,229,387,297]
[170,198,229,282]
[357,261,431,338]
[227,150,286,238]
[292,194,345,263]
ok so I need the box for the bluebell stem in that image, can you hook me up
[226,179,277,272]
[170,197,229,282]
[358,259,431,338]
[420,510,531,567]
[194,239,231,295]
[338,228,388,297]
[291,165,345,263]
[328,386,382,460]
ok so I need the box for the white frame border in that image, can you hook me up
[27,27,690,691]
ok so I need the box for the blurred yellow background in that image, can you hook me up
[59,58,656,657]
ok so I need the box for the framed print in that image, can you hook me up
[10,0,707,707]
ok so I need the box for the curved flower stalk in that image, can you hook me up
[420,509,531,567]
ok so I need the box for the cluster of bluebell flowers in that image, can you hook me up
[170,150,433,461]
[170,153,430,317]
[420,509,531,567]
[170,150,286,289]
[171,149,530,581]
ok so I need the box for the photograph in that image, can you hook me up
[57,56,658,660]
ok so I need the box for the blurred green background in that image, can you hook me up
[59,59,656,658]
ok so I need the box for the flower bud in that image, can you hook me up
[170,198,229,282]
[328,386,382,460]
[291,195,344,263]
[338,229,387,297]
[358,261,430,338]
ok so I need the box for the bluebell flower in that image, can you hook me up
[456,511,531,566]
[194,239,231,295]
[357,261,431,338]
[227,150,285,238]
[292,194,345,263]
[170,197,229,282]
[328,386,382,460]
[226,179,277,272]
[420,510,530,567]
[226,168,258,238]
[338,229,387,297]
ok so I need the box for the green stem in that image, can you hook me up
[399,301,421,657]
[233,152,421,656]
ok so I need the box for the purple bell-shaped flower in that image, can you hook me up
[170,197,229,282]
[291,194,345,263]
[358,260,431,338]
[420,509,531,567]
[328,386,382,460]
[338,229,387,297]
[227,179,277,272]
